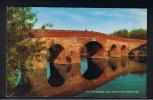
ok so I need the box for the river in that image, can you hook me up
[14,56,146,98]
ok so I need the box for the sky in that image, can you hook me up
[31,7,147,34]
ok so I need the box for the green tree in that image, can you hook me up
[7,7,37,68]
[41,23,53,30]
[7,7,38,96]
[129,29,146,40]
[111,28,146,40]
[7,7,53,96]
[112,29,129,38]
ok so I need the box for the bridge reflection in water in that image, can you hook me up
[21,56,146,97]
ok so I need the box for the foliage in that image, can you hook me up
[41,23,53,30]
[112,29,129,38]
[7,7,37,71]
[7,7,53,96]
[111,28,147,40]
[7,74,16,96]
[130,29,147,39]
[7,7,37,96]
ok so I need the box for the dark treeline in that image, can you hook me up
[111,29,147,40]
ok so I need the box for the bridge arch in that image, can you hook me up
[79,39,106,58]
[109,44,118,57]
[121,45,126,51]
[79,39,104,80]
[47,44,66,87]
[128,43,147,62]
[48,43,66,63]
[121,45,128,56]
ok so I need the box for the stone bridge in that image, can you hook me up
[31,30,147,68]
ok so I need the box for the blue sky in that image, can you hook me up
[32,7,147,34]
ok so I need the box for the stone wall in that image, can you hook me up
[28,36,146,69]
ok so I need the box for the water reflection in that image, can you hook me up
[47,44,65,87]
[110,62,117,71]
[80,56,146,79]
[47,62,65,87]
[129,56,146,63]
[14,68,32,96]
[77,56,146,98]
[121,57,128,68]
[22,56,146,96]
[80,58,88,75]
[82,58,103,80]
[46,61,51,79]
[109,59,117,71]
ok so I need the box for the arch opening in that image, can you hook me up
[80,41,104,58]
[128,50,135,61]
[111,44,117,50]
[121,45,128,56]
[121,45,126,51]
[48,44,64,62]
[47,44,65,87]
[80,41,104,80]
[109,44,118,57]
[128,44,147,63]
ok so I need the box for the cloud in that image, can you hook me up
[32,8,147,33]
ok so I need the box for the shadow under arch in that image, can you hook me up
[80,40,105,58]
[128,51,146,63]
[48,44,65,62]
[109,44,117,57]
[80,40,104,80]
[128,44,147,63]
[128,50,135,59]
[121,45,126,50]
[47,44,65,87]
[121,45,128,56]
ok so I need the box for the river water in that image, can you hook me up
[77,72,146,98]
[14,56,146,98]
[76,57,146,98]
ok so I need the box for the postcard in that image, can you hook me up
[6,7,147,98]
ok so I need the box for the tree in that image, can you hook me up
[129,29,146,40]
[41,23,53,30]
[111,28,146,40]
[7,7,37,68]
[111,29,129,38]
[7,7,38,96]
[7,7,53,96]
